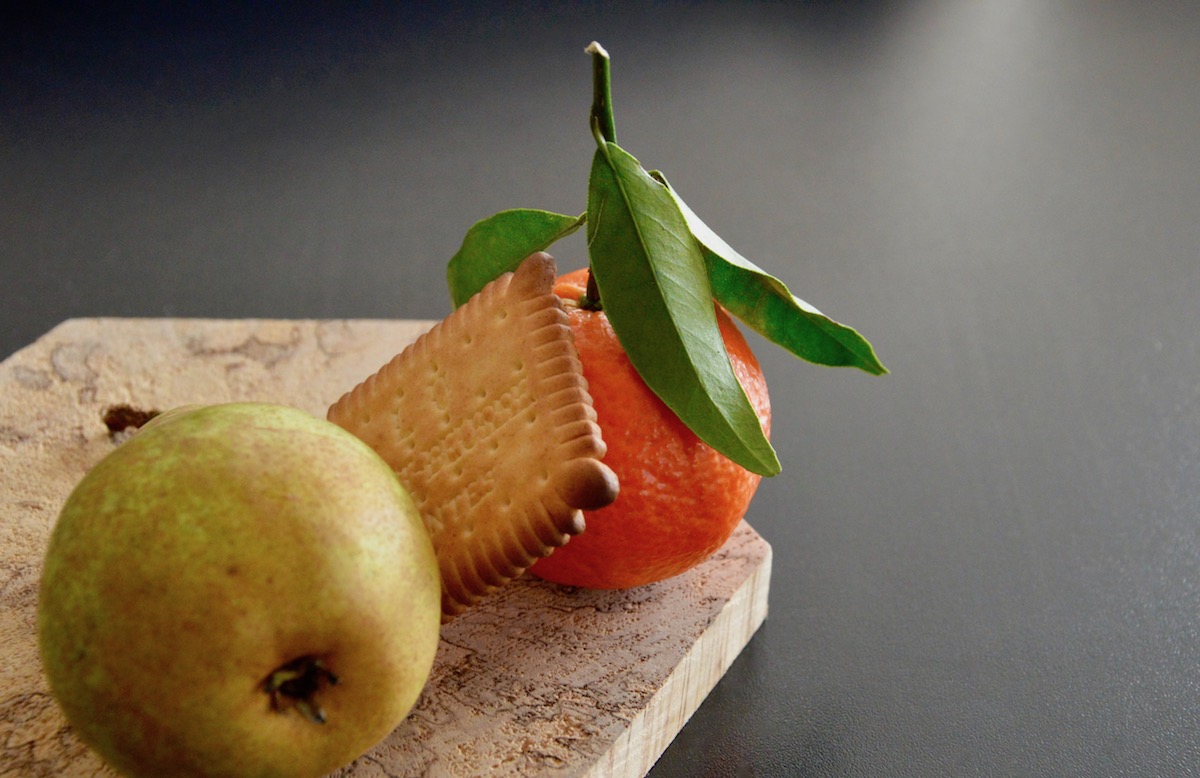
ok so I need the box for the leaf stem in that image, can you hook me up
[587,41,616,145]
[584,41,616,311]
[581,270,603,311]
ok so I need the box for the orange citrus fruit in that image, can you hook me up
[529,268,771,589]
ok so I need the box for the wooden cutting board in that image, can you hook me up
[0,318,771,777]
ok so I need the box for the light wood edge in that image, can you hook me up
[582,543,773,778]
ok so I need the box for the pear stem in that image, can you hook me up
[264,655,339,724]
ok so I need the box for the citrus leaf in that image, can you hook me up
[588,142,781,476]
[447,209,585,307]
[654,173,888,376]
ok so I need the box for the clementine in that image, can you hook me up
[530,268,771,589]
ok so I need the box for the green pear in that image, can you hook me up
[37,403,442,778]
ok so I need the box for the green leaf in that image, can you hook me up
[654,172,888,376]
[447,209,585,307]
[588,142,781,476]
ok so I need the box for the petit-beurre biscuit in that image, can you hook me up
[328,253,619,620]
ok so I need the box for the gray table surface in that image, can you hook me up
[5,3,1199,776]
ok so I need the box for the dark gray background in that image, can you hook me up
[4,2,1199,775]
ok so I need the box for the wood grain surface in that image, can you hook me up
[0,318,770,777]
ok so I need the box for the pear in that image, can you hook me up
[37,403,442,778]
